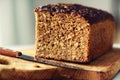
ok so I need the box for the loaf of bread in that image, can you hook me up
[34,3,115,63]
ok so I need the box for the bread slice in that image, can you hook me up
[34,3,115,63]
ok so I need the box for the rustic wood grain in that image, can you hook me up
[0,48,57,80]
[0,48,120,80]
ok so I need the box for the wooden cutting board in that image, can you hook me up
[0,47,120,80]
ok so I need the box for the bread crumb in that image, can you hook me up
[34,64,40,68]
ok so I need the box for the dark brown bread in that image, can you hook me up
[34,3,115,63]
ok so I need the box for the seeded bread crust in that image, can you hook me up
[34,3,115,63]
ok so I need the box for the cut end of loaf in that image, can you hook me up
[35,11,91,62]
